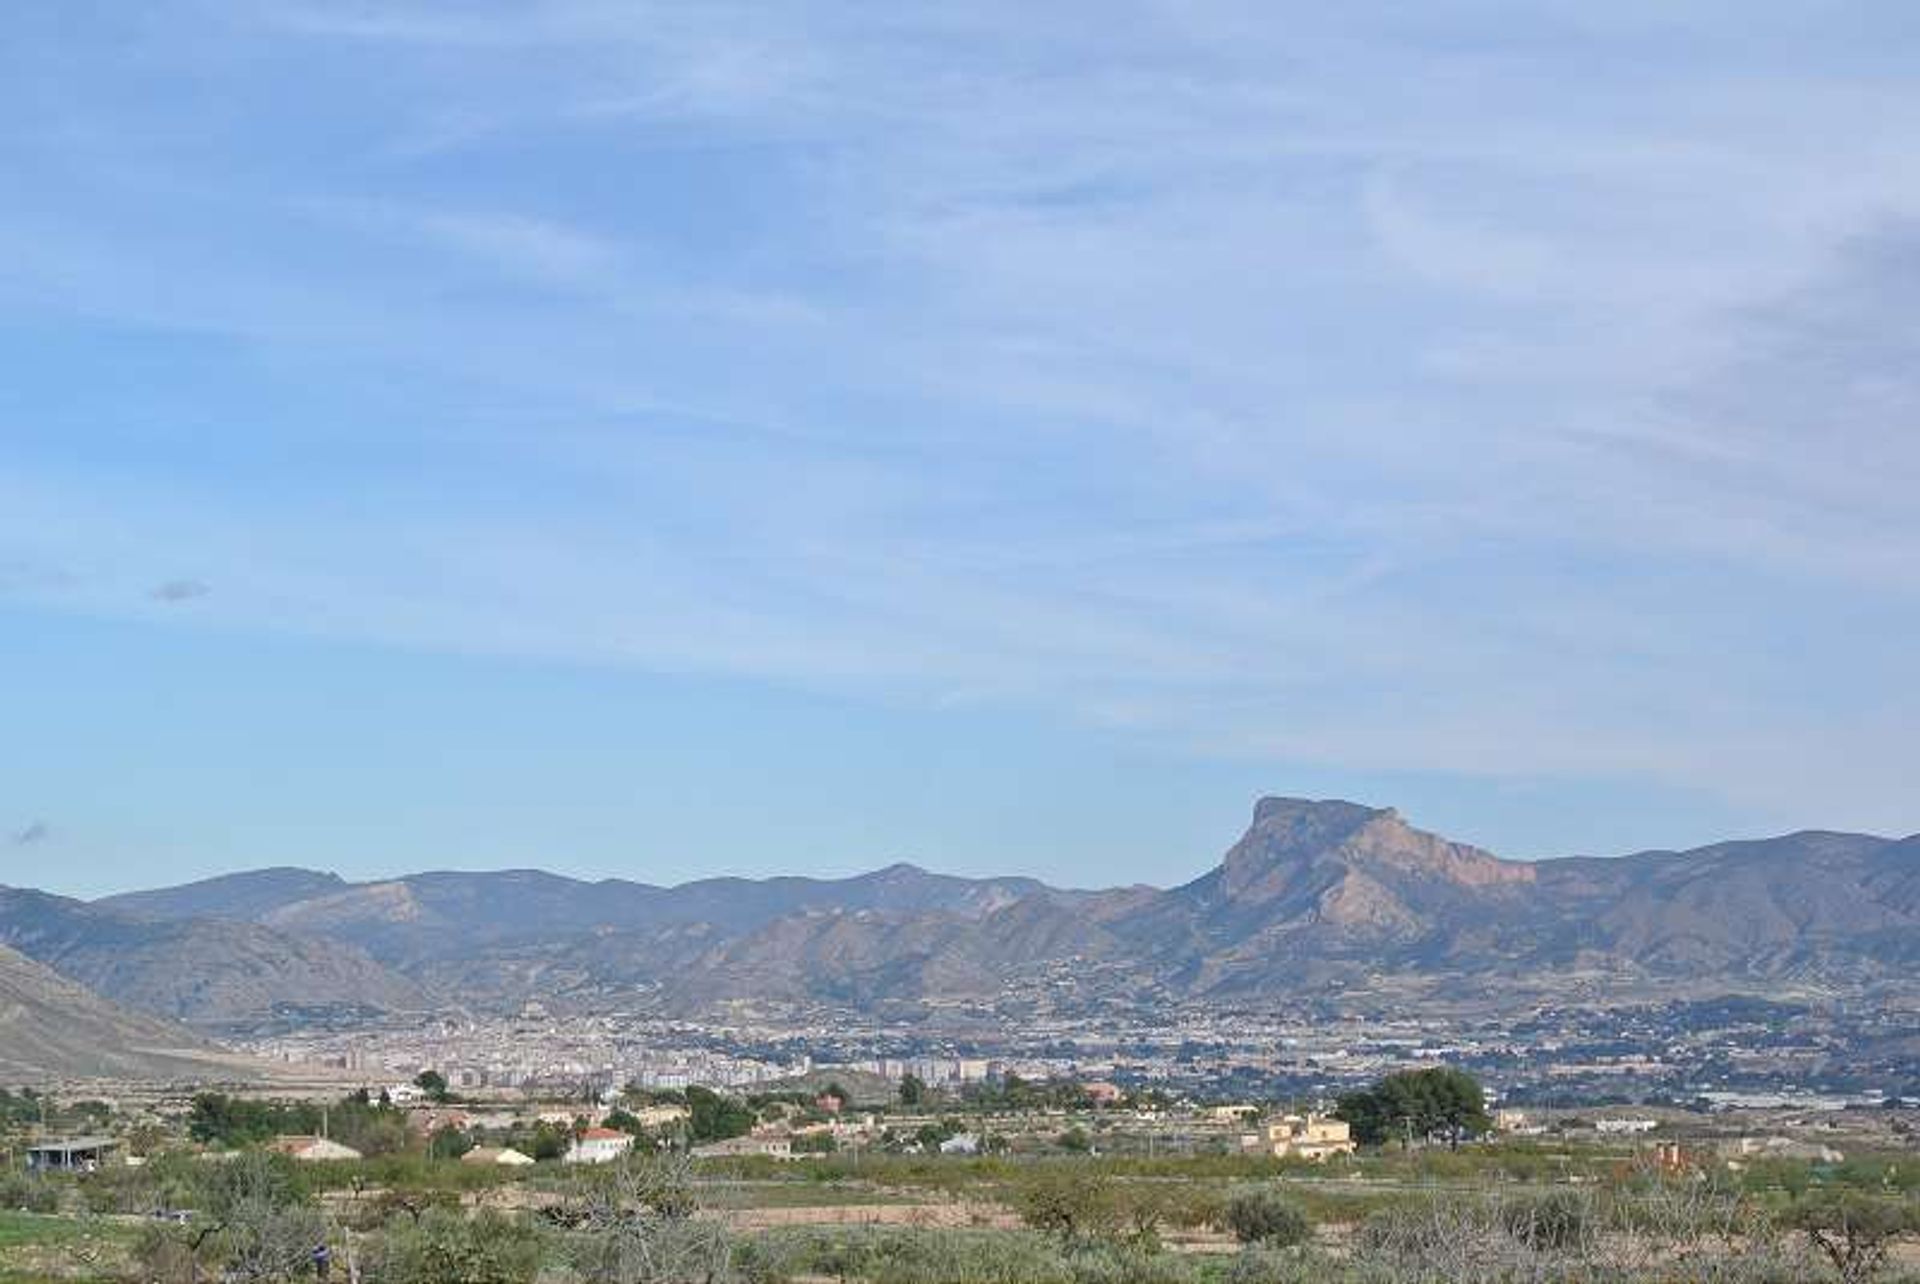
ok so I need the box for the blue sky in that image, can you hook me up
[4,3,1918,897]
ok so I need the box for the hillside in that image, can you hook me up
[0,943,252,1080]
[0,887,430,1025]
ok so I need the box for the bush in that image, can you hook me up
[1354,1198,1517,1283]
[864,1229,1069,1284]
[0,1170,60,1214]
[1225,1246,1334,1284]
[749,1227,1211,1284]
[1222,1187,1311,1247]
[133,1221,206,1284]
[1787,1193,1920,1284]
[1011,1167,1116,1243]
[381,1208,542,1284]
[1062,1242,1197,1284]
[1497,1189,1593,1252]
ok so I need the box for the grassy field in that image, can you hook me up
[0,1212,131,1284]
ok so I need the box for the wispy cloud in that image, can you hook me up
[414,212,620,288]
[150,578,211,603]
[1,2,1918,837]
[11,822,49,847]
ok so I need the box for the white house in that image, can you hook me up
[565,1127,635,1165]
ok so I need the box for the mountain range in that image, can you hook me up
[6,797,1917,1028]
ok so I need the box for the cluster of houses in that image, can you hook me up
[1238,1113,1356,1160]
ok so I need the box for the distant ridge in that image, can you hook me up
[53,797,1920,1017]
[0,885,427,1025]
[105,866,349,923]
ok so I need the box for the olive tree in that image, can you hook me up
[559,1151,737,1284]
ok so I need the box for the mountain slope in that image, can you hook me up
[0,888,429,1024]
[656,895,1126,1009]
[0,943,249,1080]
[1537,830,1920,978]
[1112,800,1920,994]
[100,866,349,922]
[1107,798,1541,992]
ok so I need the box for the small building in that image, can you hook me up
[627,1104,691,1130]
[693,1134,794,1160]
[269,1136,364,1163]
[1266,1114,1354,1160]
[564,1127,635,1165]
[462,1146,536,1168]
[1083,1082,1124,1106]
[27,1137,118,1173]
[1652,1141,1693,1174]
[1724,1136,1844,1165]
[1594,1118,1659,1135]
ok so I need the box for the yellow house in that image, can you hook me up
[1265,1114,1354,1160]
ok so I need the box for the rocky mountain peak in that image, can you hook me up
[1221,797,1531,901]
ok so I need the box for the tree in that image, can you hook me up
[1335,1067,1491,1147]
[898,1073,928,1107]
[1223,1188,1311,1247]
[685,1086,754,1143]
[913,1119,961,1151]
[1012,1167,1116,1244]
[203,1151,326,1283]
[383,1208,541,1284]
[429,1125,474,1161]
[1789,1194,1919,1284]
[526,1122,569,1162]
[414,1070,452,1103]
[329,1093,411,1157]
[187,1092,314,1147]
[561,1153,735,1284]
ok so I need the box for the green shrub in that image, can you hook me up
[1225,1246,1337,1284]
[1786,1192,1920,1284]
[1222,1187,1311,1247]
[1011,1167,1116,1243]
[0,1171,60,1214]
[1497,1189,1593,1252]
[381,1208,542,1284]
[133,1221,206,1284]
[1062,1242,1197,1284]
